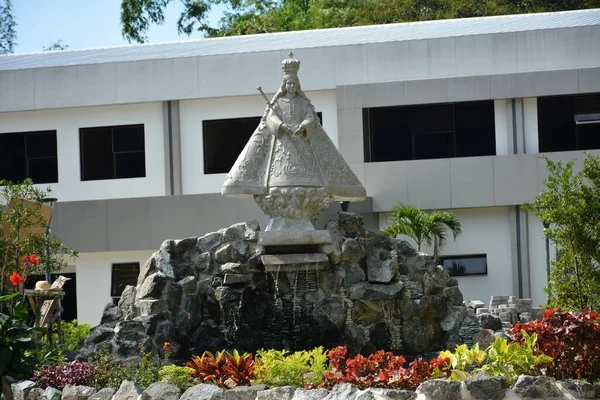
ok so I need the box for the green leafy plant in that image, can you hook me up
[159,364,195,391]
[186,349,256,389]
[511,309,600,382]
[478,332,552,385]
[439,343,487,381]
[524,155,600,310]
[0,292,41,379]
[44,320,91,352]
[382,203,462,262]
[253,347,327,388]
[89,343,132,389]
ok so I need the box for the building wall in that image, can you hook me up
[0,102,167,202]
[75,250,155,325]
[178,90,339,195]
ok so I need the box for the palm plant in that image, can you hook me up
[382,204,463,263]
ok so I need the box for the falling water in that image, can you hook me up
[381,300,402,350]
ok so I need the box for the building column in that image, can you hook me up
[162,101,182,196]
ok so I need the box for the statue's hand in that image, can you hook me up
[280,123,293,137]
[293,125,305,136]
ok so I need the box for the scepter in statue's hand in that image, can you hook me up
[256,86,272,109]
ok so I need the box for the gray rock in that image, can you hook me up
[256,386,296,400]
[197,232,223,253]
[225,385,268,400]
[178,276,197,294]
[440,306,468,332]
[156,240,176,278]
[366,249,398,284]
[24,387,44,400]
[292,388,330,399]
[11,380,36,400]
[342,238,365,263]
[221,263,246,274]
[391,239,418,257]
[402,319,430,354]
[2,375,17,400]
[231,241,250,262]
[88,388,116,400]
[556,380,597,399]
[61,384,98,399]
[167,281,184,312]
[512,375,563,400]
[356,388,416,399]
[349,282,406,300]
[41,387,62,400]
[223,274,249,286]
[415,379,462,400]
[344,262,366,285]
[118,285,138,319]
[100,303,123,327]
[403,254,432,272]
[323,384,360,400]
[84,325,115,345]
[220,223,246,243]
[475,313,503,332]
[138,272,170,299]
[463,373,506,400]
[180,384,225,400]
[442,286,463,306]
[113,380,143,400]
[138,255,158,286]
[141,382,181,400]
[137,299,168,315]
[215,243,234,264]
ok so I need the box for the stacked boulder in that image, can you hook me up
[79,212,476,361]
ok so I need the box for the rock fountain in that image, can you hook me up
[80,54,476,362]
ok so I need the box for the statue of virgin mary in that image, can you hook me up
[222,53,366,230]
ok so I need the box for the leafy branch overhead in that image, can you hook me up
[119,0,600,42]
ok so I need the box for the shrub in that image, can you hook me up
[321,346,450,391]
[511,309,600,382]
[89,344,132,389]
[159,365,195,391]
[253,347,327,388]
[45,320,91,352]
[187,349,256,389]
[32,360,95,390]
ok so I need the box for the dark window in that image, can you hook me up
[440,254,487,276]
[80,124,145,181]
[203,113,323,174]
[25,273,77,321]
[538,93,600,153]
[111,262,140,298]
[0,130,58,184]
[364,101,496,162]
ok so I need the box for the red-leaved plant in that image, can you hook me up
[511,309,600,382]
[32,361,95,390]
[321,346,450,390]
[186,349,256,389]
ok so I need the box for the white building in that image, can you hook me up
[1,9,599,325]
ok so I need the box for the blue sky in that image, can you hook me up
[12,0,225,53]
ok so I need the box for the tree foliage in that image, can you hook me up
[42,40,69,51]
[0,0,16,54]
[119,0,600,42]
[0,179,78,292]
[382,203,462,262]
[523,154,600,311]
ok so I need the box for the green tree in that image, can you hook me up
[382,203,462,262]
[0,0,16,54]
[523,155,600,311]
[42,40,69,51]
[0,179,78,292]
[119,0,600,42]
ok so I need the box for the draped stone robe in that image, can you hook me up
[222,95,366,201]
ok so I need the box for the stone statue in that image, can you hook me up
[222,53,366,230]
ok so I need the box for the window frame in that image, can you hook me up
[0,130,58,184]
[439,253,488,277]
[110,262,140,298]
[79,124,146,181]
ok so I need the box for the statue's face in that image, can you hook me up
[285,78,298,95]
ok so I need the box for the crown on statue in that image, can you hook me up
[281,52,300,75]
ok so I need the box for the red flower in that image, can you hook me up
[21,254,39,267]
[29,254,39,266]
[9,271,24,286]
[163,342,172,351]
